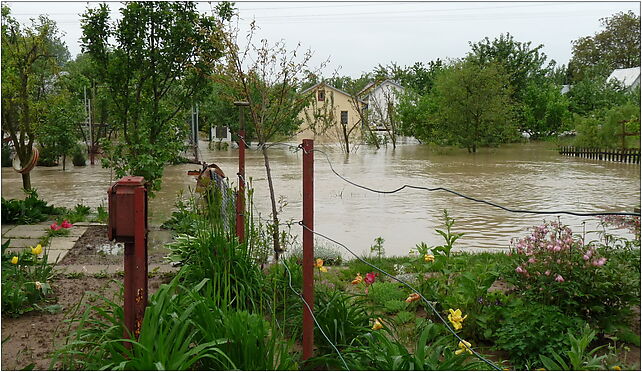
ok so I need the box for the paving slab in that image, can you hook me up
[65,226,88,238]
[57,264,178,275]
[3,225,49,239]
[1,225,17,235]
[74,222,106,227]
[2,238,40,249]
[47,250,69,264]
[48,237,78,252]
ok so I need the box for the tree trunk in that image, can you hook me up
[21,172,31,191]
[261,145,282,261]
[62,154,67,171]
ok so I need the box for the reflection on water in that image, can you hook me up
[2,142,640,257]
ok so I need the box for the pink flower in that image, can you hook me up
[544,270,551,276]
[555,274,565,283]
[528,257,536,264]
[364,272,378,285]
[50,223,61,231]
[61,220,73,229]
[592,257,607,267]
[582,254,590,261]
[515,266,524,274]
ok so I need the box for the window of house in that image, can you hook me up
[341,111,348,125]
[317,90,325,101]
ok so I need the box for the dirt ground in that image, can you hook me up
[59,225,170,265]
[2,225,175,370]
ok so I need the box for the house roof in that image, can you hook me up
[358,79,405,97]
[301,82,367,104]
[607,67,640,88]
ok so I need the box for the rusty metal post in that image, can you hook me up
[302,139,314,361]
[107,176,148,347]
[235,101,249,243]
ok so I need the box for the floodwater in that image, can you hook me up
[2,141,640,257]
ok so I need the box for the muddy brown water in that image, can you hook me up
[2,141,640,257]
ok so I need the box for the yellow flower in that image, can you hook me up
[455,340,473,355]
[424,254,435,263]
[448,308,468,330]
[372,318,383,330]
[612,367,622,371]
[351,273,363,285]
[405,293,420,303]
[31,244,43,255]
[11,256,19,265]
[314,258,328,272]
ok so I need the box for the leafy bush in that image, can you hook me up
[61,203,91,224]
[492,299,586,369]
[72,146,87,166]
[36,145,59,166]
[1,189,63,224]
[539,324,609,371]
[506,221,639,324]
[395,310,416,325]
[369,281,407,307]
[1,240,56,316]
[1,144,12,167]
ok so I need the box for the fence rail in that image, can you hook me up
[559,146,641,164]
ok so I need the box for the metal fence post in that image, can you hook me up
[302,139,314,361]
[234,101,249,243]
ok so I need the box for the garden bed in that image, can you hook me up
[1,274,172,370]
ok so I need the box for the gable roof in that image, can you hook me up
[358,79,405,97]
[301,82,367,104]
[607,67,640,88]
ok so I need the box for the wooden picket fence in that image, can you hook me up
[559,146,641,164]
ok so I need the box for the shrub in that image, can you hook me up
[1,144,12,167]
[72,146,87,166]
[36,146,59,166]
[492,299,586,369]
[506,220,639,324]
[1,189,63,224]
[369,281,407,307]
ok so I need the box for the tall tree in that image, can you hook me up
[467,33,553,102]
[1,5,68,189]
[215,20,324,260]
[431,61,515,152]
[569,11,641,81]
[81,2,223,192]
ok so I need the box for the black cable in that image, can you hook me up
[282,260,350,371]
[298,222,502,371]
[311,148,640,218]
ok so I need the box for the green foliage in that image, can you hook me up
[95,205,108,223]
[369,281,407,307]
[71,146,87,166]
[539,324,608,371]
[370,236,385,259]
[492,299,586,369]
[1,240,56,316]
[1,189,62,224]
[430,61,516,152]
[81,2,224,193]
[336,322,487,370]
[61,203,91,224]
[36,90,83,169]
[506,221,640,326]
[574,102,640,148]
[313,290,373,355]
[395,310,416,325]
[2,143,13,167]
[2,5,70,189]
[52,280,237,370]
[569,11,641,81]
[467,32,553,102]
[520,80,572,137]
[567,74,630,116]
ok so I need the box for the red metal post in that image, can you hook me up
[236,128,245,243]
[302,139,314,361]
[107,176,148,346]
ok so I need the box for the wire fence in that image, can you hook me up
[232,141,639,370]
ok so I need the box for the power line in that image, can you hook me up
[311,148,641,218]
[298,222,502,370]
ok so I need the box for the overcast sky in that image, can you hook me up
[4,1,640,77]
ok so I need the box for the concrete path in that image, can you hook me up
[1,221,179,275]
